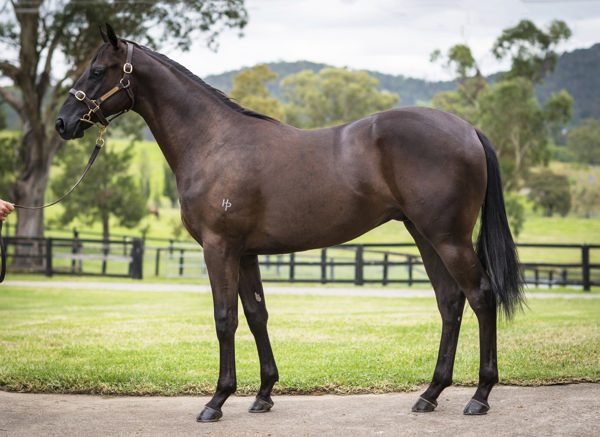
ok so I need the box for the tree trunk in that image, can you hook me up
[9,124,62,268]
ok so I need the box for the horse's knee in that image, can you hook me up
[214,311,238,341]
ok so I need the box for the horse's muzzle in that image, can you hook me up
[55,116,85,140]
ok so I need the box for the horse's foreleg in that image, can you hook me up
[405,223,466,413]
[197,245,241,422]
[238,255,279,413]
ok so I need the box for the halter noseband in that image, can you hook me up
[69,42,135,128]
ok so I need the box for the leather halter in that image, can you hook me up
[69,42,135,127]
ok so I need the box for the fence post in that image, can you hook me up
[155,248,161,277]
[354,245,364,286]
[321,249,327,284]
[407,255,413,286]
[289,253,295,282]
[45,238,53,277]
[130,238,144,279]
[582,244,591,292]
[71,228,79,273]
[382,253,389,286]
[179,249,185,276]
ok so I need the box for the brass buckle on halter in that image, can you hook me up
[74,90,87,101]
[123,63,133,74]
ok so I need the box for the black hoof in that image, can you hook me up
[463,398,490,415]
[412,396,437,412]
[196,406,223,422]
[249,397,274,413]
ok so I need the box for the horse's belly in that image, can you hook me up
[245,192,394,254]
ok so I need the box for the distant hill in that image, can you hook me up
[205,44,600,125]
[204,60,455,107]
[535,43,600,124]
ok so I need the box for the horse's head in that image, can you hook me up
[56,24,135,140]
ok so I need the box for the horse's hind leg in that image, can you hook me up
[424,232,498,415]
[238,254,279,413]
[405,222,466,413]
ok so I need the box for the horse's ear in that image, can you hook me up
[99,24,108,43]
[105,23,119,49]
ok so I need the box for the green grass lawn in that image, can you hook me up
[0,286,598,395]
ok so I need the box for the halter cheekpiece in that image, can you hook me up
[69,41,135,127]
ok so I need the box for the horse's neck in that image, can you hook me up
[132,61,231,173]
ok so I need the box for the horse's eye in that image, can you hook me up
[91,68,104,79]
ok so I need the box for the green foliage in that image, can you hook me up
[0,131,18,195]
[477,78,550,190]
[430,76,488,124]
[0,104,6,130]
[431,44,479,84]
[504,192,525,237]
[229,64,286,120]
[281,68,400,128]
[492,19,572,84]
[567,118,600,164]
[50,140,147,240]
[163,162,179,208]
[527,170,572,217]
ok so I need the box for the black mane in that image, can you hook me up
[129,41,277,123]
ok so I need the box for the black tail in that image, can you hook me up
[475,129,524,319]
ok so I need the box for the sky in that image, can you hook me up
[172,0,600,82]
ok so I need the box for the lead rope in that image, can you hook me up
[0,127,107,282]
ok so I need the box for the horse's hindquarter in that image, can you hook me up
[371,108,487,233]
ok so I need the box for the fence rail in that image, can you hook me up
[155,242,600,291]
[3,236,599,291]
[4,236,144,279]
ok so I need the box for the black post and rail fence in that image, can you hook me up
[1,232,598,291]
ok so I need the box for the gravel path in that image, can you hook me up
[1,384,599,436]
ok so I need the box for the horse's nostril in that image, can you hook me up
[55,118,65,134]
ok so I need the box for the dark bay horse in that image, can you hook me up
[56,25,523,422]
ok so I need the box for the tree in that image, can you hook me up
[527,170,571,217]
[430,20,573,230]
[281,68,400,129]
[492,19,572,84]
[430,21,573,191]
[0,0,248,245]
[431,44,479,85]
[567,118,600,164]
[477,78,572,191]
[229,64,285,120]
[430,76,488,124]
[50,140,147,242]
[572,186,600,218]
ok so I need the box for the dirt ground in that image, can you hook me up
[1,384,598,436]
